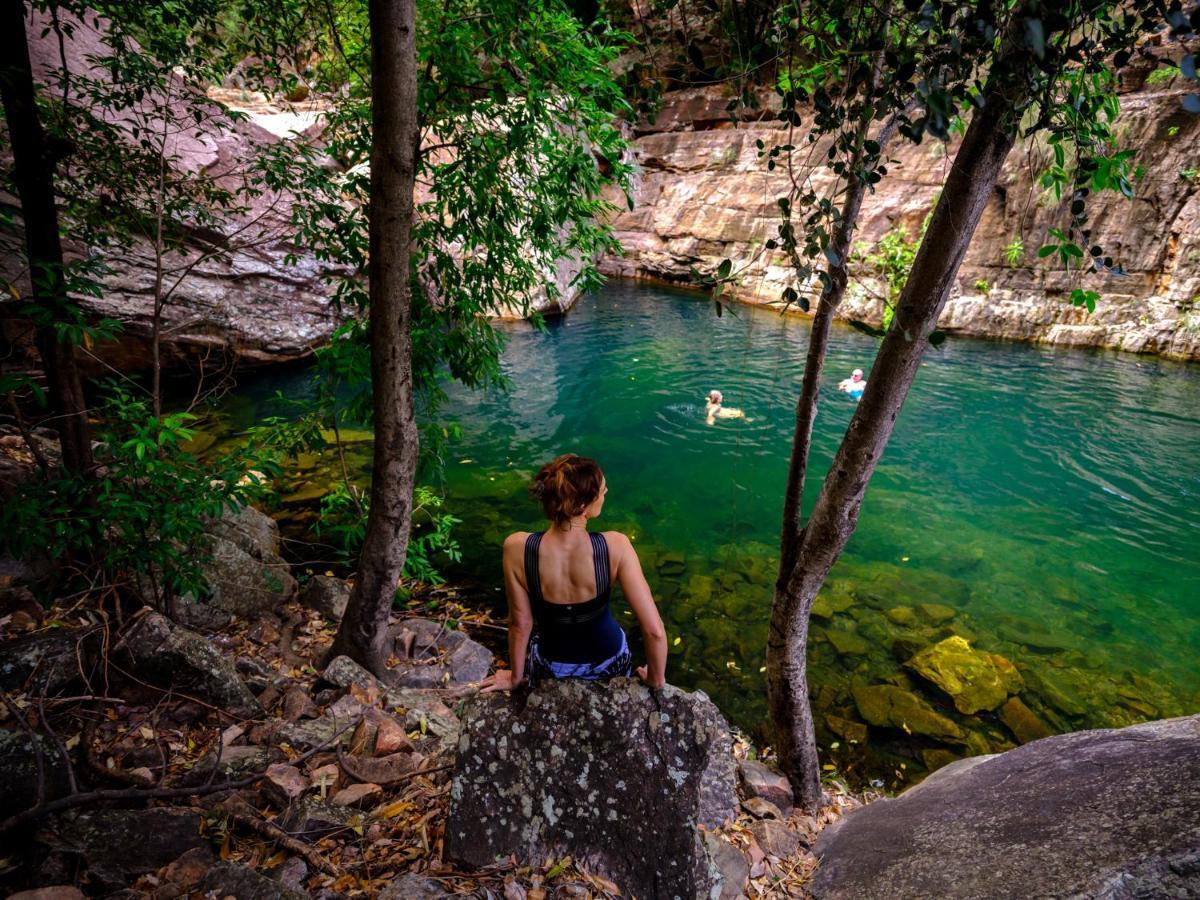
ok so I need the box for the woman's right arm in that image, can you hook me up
[482,533,533,692]
[609,532,667,688]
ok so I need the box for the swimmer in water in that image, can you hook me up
[837,368,867,401]
[705,390,747,425]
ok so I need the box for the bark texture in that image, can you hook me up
[0,0,93,474]
[768,33,1029,811]
[328,0,419,676]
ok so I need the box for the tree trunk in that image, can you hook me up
[328,0,420,677]
[767,42,1029,811]
[0,0,93,475]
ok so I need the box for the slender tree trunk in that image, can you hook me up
[768,37,1030,811]
[0,0,93,475]
[328,0,419,677]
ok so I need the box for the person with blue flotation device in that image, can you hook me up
[838,367,867,401]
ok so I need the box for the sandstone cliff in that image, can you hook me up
[600,69,1200,360]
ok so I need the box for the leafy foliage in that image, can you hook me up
[316,483,462,584]
[0,387,275,604]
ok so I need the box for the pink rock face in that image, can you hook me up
[600,78,1200,360]
[1,9,345,372]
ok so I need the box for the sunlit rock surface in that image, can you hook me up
[810,714,1200,899]
[601,72,1200,360]
[1,9,343,371]
[446,678,738,899]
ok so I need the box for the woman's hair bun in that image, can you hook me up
[530,454,604,525]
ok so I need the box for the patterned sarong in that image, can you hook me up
[527,631,632,684]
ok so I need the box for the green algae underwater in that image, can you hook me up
[191,281,1200,789]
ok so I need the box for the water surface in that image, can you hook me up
[209,281,1200,786]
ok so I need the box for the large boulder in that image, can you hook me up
[810,714,1200,899]
[0,730,72,813]
[445,679,737,900]
[1,9,343,373]
[47,808,207,887]
[116,611,262,717]
[195,504,297,620]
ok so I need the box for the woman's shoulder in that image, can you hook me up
[502,531,535,557]
[599,530,635,553]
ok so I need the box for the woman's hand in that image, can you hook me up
[637,665,665,689]
[480,669,522,693]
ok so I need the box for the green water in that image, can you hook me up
[209,281,1200,786]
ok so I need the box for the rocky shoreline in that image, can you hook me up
[597,69,1200,361]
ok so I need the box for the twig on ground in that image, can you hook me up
[220,793,341,877]
[0,720,355,834]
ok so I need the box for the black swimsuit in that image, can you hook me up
[524,531,632,681]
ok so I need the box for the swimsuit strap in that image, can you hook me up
[524,531,545,604]
[589,531,611,597]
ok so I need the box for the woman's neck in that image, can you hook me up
[550,515,589,534]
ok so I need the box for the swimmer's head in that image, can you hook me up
[708,390,723,404]
[851,368,863,381]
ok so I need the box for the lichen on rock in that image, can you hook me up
[445,678,737,899]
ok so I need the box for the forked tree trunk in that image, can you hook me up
[328,0,420,676]
[767,41,1030,811]
[0,0,93,475]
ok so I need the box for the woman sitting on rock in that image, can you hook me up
[480,453,667,692]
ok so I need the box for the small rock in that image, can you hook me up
[826,628,871,656]
[301,575,351,621]
[199,861,309,900]
[378,873,452,899]
[886,606,917,626]
[282,797,364,841]
[739,758,794,813]
[283,684,320,722]
[748,818,802,860]
[921,748,960,772]
[6,889,86,900]
[333,782,382,808]
[158,846,214,891]
[0,630,86,693]
[373,711,413,755]
[264,763,310,806]
[185,745,283,784]
[741,796,784,820]
[917,603,956,624]
[826,715,869,745]
[276,856,309,891]
[999,696,1053,744]
[339,750,418,785]
[704,832,750,900]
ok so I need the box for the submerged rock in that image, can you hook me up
[998,696,1053,744]
[904,636,1023,714]
[810,714,1200,899]
[851,683,964,741]
[445,678,737,899]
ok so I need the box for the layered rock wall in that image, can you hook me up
[601,71,1200,360]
